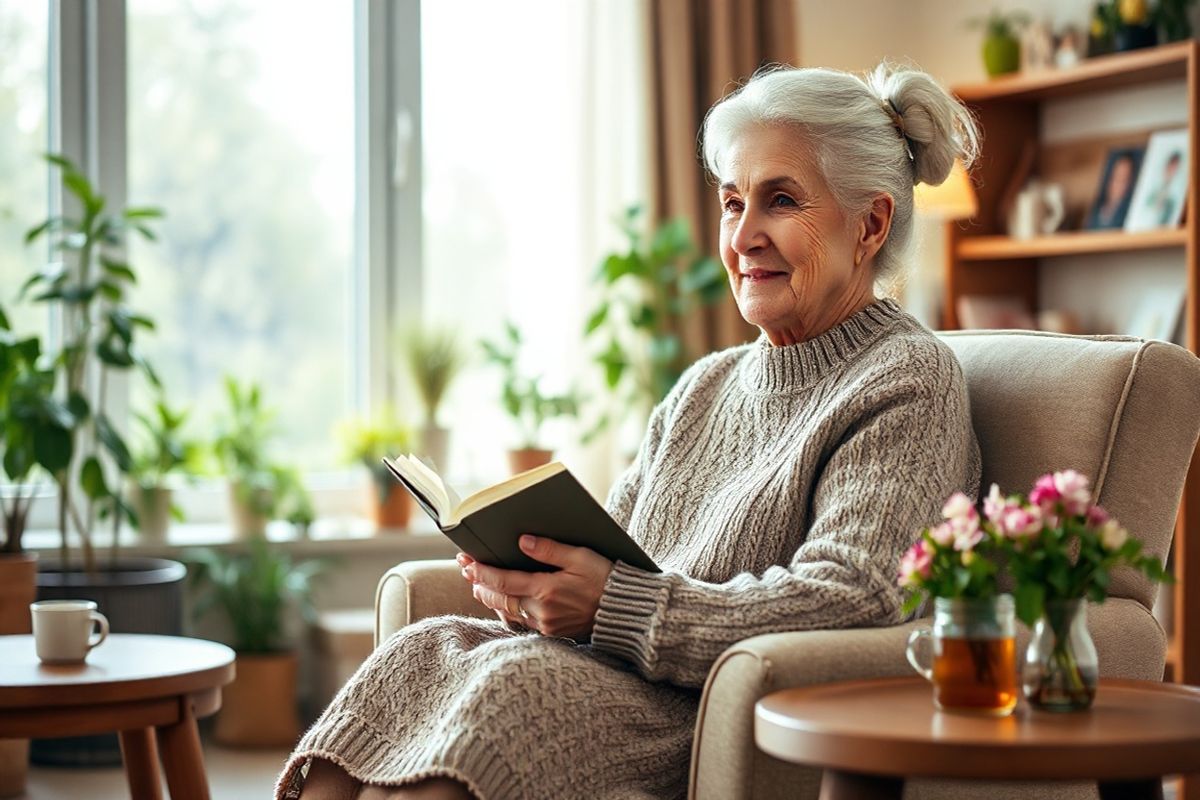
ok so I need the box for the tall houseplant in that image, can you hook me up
[21,154,162,572]
[188,539,322,746]
[337,411,413,530]
[583,206,724,439]
[481,321,579,474]
[128,395,200,542]
[399,326,464,471]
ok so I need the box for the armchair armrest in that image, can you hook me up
[689,597,1165,800]
[374,559,489,645]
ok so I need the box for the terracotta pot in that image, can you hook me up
[372,482,413,531]
[131,485,172,542]
[508,448,554,475]
[0,553,35,797]
[228,481,272,539]
[214,651,300,747]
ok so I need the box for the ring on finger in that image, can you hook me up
[505,595,520,617]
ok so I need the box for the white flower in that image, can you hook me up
[1100,520,1128,551]
[942,491,974,521]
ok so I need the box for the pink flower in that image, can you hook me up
[928,521,954,547]
[1086,504,1110,529]
[1029,473,1061,510]
[948,511,983,552]
[1000,505,1043,539]
[898,539,933,587]
[1053,469,1092,516]
[942,491,974,521]
[982,484,1008,525]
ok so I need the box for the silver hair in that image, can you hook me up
[701,62,980,286]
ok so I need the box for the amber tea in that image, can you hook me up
[931,636,1017,715]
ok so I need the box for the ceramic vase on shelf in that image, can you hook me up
[131,484,172,542]
[1023,599,1099,711]
[421,423,450,475]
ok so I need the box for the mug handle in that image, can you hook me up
[87,611,109,651]
[905,627,934,682]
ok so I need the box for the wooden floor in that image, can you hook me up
[21,743,289,799]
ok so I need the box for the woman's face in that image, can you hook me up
[717,124,877,346]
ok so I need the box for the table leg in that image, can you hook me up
[819,769,904,800]
[119,727,163,800]
[1098,779,1164,800]
[156,696,210,800]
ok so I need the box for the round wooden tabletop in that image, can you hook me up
[0,634,235,709]
[756,677,1200,782]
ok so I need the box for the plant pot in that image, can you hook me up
[214,651,300,747]
[34,557,187,766]
[228,481,272,539]
[131,484,172,542]
[372,482,413,531]
[982,33,1021,77]
[0,553,36,797]
[1113,24,1158,51]
[508,447,554,475]
[420,423,450,473]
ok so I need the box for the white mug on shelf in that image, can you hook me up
[1008,181,1065,239]
[30,600,109,665]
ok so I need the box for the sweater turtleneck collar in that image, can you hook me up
[740,298,906,394]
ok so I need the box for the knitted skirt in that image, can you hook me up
[275,615,698,799]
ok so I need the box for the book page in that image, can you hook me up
[450,461,565,526]
[384,455,454,526]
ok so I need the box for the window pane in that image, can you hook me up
[422,1,588,484]
[0,2,48,336]
[128,0,355,470]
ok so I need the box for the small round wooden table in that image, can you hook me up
[755,677,1200,800]
[0,634,235,800]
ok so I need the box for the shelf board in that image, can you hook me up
[956,228,1188,260]
[954,41,1194,103]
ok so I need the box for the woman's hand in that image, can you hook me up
[456,535,614,640]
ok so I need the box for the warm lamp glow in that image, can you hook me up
[914,160,978,221]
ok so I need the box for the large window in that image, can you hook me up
[127,0,356,471]
[0,2,49,337]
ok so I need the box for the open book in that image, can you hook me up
[381,455,659,573]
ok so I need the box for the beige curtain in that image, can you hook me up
[646,0,798,356]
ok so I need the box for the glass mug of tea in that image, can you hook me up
[905,595,1018,716]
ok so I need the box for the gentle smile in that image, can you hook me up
[740,268,787,281]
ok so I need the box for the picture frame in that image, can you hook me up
[1124,128,1189,233]
[1085,147,1144,230]
[1124,286,1186,344]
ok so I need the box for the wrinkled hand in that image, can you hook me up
[457,535,614,640]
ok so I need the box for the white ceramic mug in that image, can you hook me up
[30,600,109,664]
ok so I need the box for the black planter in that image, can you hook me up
[1113,24,1158,52]
[33,557,187,767]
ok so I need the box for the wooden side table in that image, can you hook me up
[0,634,235,800]
[755,677,1200,800]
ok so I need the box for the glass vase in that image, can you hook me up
[1023,599,1099,711]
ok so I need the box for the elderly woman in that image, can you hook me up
[279,63,981,800]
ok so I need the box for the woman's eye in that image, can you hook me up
[722,197,743,213]
[772,193,797,207]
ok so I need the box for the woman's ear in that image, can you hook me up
[856,193,895,267]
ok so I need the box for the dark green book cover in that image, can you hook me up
[382,460,659,573]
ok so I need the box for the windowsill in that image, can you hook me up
[20,515,457,560]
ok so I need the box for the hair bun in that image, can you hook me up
[869,65,979,186]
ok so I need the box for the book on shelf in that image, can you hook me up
[382,455,659,573]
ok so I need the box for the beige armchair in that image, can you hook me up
[374,331,1200,800]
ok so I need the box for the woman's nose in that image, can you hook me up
[730,209,768,255]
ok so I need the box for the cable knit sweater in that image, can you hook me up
[277,298,980,800]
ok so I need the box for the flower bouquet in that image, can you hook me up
[980,469,1170,710]
[899,493,1017,715]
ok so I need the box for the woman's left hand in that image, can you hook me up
[458,535,614,640]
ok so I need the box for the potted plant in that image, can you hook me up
[188,539,323,746]
[213,377,314,539]
[337,411,413,530]
[967,10,1031,77]
[583,206,724,443]
[481,322,579,475]
[398,326,464,472]
[128,395,200,542]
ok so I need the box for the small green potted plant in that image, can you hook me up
[188,539,323,746]
[481,321,579,475]
[128,395,200,542]
[336,411,413,530]
[398,325,464,472]
[212,378,314,538]
[967,10,1031,77]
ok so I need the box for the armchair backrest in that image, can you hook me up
[938,330,1200,611]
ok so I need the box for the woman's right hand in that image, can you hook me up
[456,553,527,630]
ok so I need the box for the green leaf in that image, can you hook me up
[584,303,609,335]
[650,218,692,261]
[1014,582,1045,627]
[100,257,137,283]
[80,456,109,500]
[98,281,122,301]
[33,424,72,474]
[62,171,95,207]
[66,390,90,422]
[96,414,134,471]
[122,206,163,220]
[0,306,8,331]
[97,339,135,368]
[24,218,55,244]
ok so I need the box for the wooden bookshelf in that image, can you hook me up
[944,43,1199,713]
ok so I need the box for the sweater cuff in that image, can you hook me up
[591,561,670,675]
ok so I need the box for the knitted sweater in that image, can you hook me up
[277,298,980,800]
